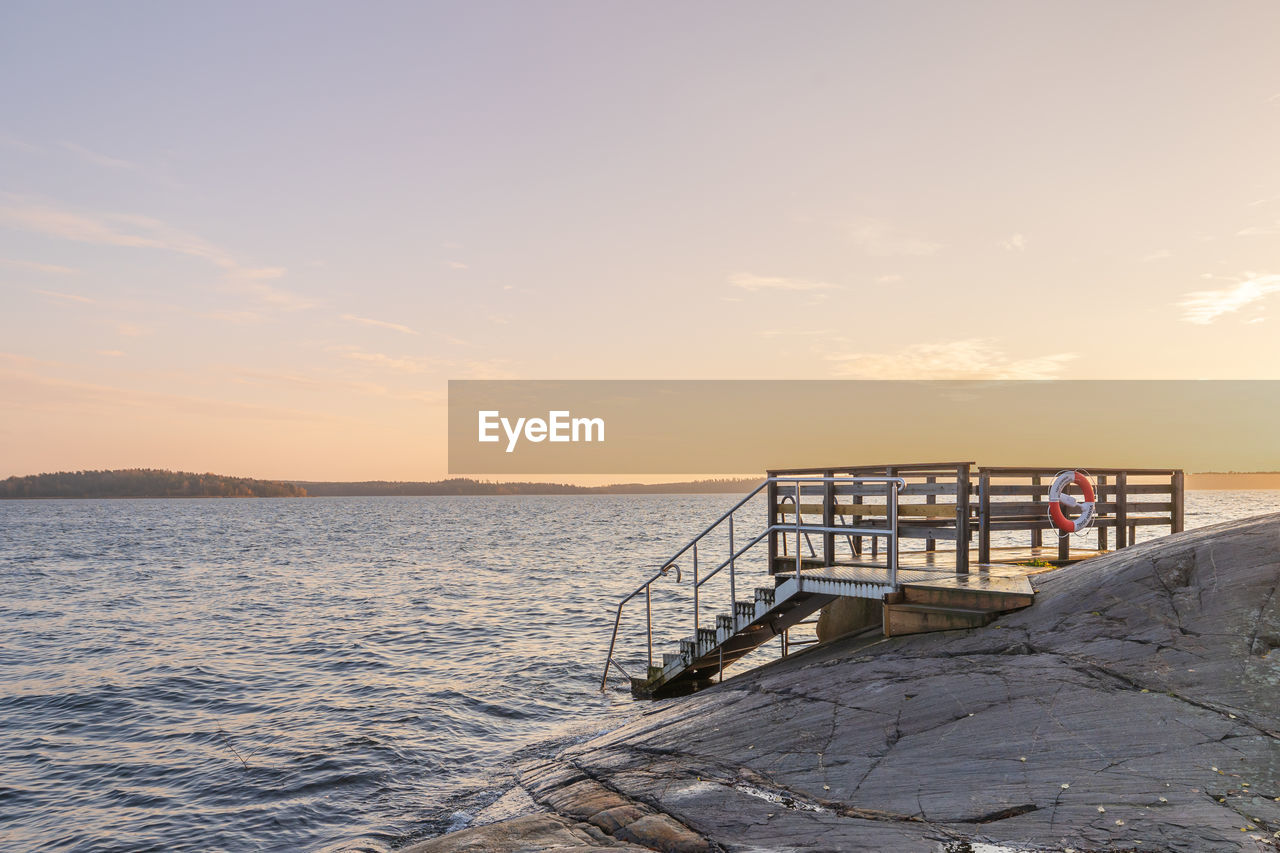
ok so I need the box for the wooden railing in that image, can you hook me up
[974,467,1184,564]
[768,463,1185,573]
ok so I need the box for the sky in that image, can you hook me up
[2,1,1279,481]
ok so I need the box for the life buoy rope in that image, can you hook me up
[1048,470,1096,534]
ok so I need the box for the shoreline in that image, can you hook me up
[405,513,1280,852]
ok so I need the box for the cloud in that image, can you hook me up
[33,288,95,304]
[97,350,124,357]
[0,132,41,153]
[1000,233,1026,251]
[1179,273,1280,324]
[825,338,1077,380]
[458,358,517,379]
[729,272,839,292]
[329,346,513,380]
[1237,221,1280,237]
[116,323,150,337]
[0,364,342,423]
[341,313,418,335]
[1141,249,1172,262]
[759,328,834,339]
[229,366,446,404]
[0,351,60,368]
[58,141,138,171]
[0,197,227,263]
[200,310,262,324]
[848,219,942,257]
[446,261,468,270]
[335,347,437,374]
[3,257,76,274]
[229,280,314,311]
[0,196,308,309]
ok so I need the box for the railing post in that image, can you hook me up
[693,542,699,636]
[956,464,970,575]
[646,585,652,671]
[1030,474,1043,549]
[925,475,937,553]
[887,479,899,587]
[978,469,991,566]
[823,469,835,568]
[794,479,802,590]
[1057,499,1071,562]
[1096,474,1108,551]
[1116,472,1128,548]
[767,476,778,575]
[729,514,737,624]
[1171,469,1185,534]
[602,606,623,692]
[852,486,863,557]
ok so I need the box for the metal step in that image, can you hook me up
[635,579,840,698]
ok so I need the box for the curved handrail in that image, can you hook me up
[601,475,906,690]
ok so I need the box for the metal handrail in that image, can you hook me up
[601,475,906,690]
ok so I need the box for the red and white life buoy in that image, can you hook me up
[1048,470,1096,534]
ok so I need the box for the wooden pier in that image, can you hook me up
[604,462,1185,699]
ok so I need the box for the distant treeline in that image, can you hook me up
[293,477,761,496]
[0,471,760,499]
[1186,472,1280,490]
[0,469,308,499]
[6,469,1280,499]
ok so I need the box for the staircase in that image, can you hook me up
[601,474,1036,700]
[631,577,839,699]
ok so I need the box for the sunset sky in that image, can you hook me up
[3,2,1279,481]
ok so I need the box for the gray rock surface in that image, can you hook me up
[409,515,1280,852]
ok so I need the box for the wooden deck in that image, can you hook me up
[773,544,1100,596]
[777,544,1102,571]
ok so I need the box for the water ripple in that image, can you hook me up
[2,491,1277,851]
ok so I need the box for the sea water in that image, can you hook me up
[1,491,1277,852]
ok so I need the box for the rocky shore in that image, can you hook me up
[407,515,1280,852]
